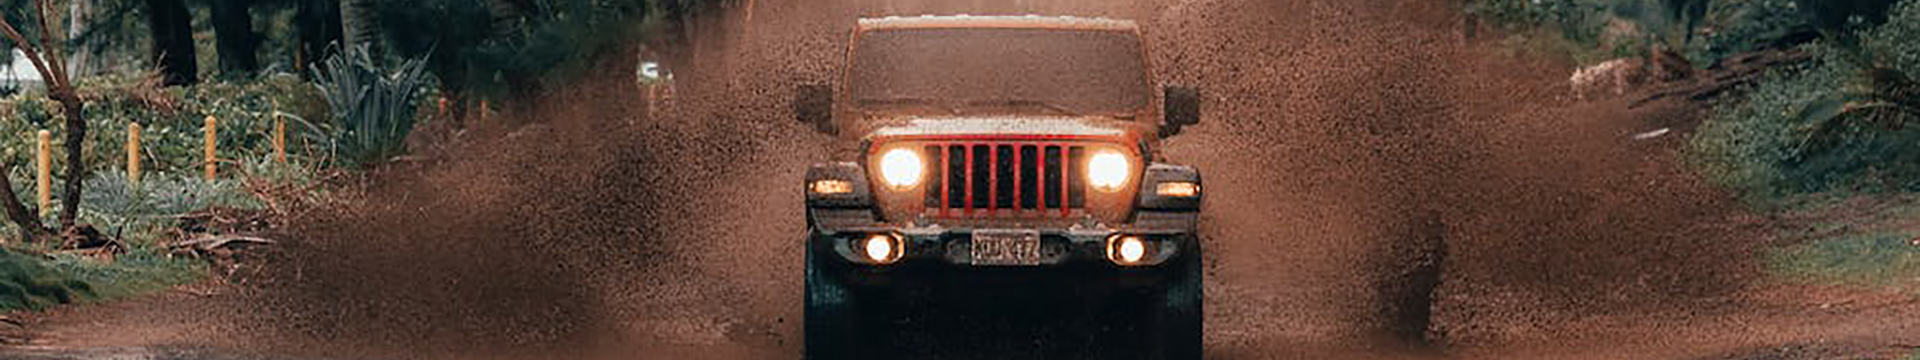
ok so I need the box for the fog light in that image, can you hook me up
[1106,235,1149,265]
[861,234,903,264]
[810,180,853,195]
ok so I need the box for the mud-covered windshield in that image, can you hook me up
[850,28,1150,116]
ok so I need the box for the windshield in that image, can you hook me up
[850,28,1150,116]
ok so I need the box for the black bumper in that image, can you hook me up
[808,227,1196,292]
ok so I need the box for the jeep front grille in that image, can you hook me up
[922,143,1086,216]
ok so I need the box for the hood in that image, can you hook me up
[867,116,1141,139]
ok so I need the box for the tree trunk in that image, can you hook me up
[295,0,343,76]
[65,0,97,77]
[56,99,85,230]
[144,0,197,85]
[339,0,381,58]
[0,160,51,243]
[211,0,260,75]
[484,0,523,37]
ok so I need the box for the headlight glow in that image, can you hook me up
[1087,151,1131,192]
[878,148,925,189]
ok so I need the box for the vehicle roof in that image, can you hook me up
[856,15,1139,32]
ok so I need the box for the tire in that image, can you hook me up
[804,239,859,360]
[1148,237,1204,360]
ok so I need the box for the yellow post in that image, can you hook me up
[204,115,218,180]
[35,130,51,216]
[273,113,287,163]
[128,123,143,188]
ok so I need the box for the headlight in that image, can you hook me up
[878,148,924,189]
[1087,150,1131,192]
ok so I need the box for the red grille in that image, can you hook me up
[922,142,1086,217]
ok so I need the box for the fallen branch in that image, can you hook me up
[170,234,276,252]
[1631,49,1812,108]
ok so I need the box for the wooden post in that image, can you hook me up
[273,113,287,163]
[128,123,143,188]
[204,115,218,180]
[35,130,51,216]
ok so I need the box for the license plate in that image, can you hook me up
[971,230,1041,266]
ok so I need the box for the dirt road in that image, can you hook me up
[5,0,1918,359]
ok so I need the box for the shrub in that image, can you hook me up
[1691,0,1920,201]
[0,73,330,178]
[310,45,431,167]
[1689,0,1817,65]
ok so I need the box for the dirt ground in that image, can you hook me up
[3,0,1918,359]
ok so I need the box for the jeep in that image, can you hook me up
[795,15,1204,360]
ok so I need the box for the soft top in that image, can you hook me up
[856,15,1139,32]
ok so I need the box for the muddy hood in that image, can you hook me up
[867,116,1140,138]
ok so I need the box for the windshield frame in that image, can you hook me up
[840,26,1157,119]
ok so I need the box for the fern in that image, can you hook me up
[310,44,431,167]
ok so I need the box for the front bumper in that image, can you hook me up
[808,214,1198,290]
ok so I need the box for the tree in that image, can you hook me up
[145,0,196,85]
[340,0,380,58]
[210,0,260,75]
[294,0,342,75]
[0,0,91,241]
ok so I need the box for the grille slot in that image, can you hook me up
[923,142,1087,216]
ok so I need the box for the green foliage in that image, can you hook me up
[1608,0,1713,46]
[1691,0,1920,200]
[309,44,429,167]
[0,74,329,177]
[1689,0,1816,65]
[1867,0,1920,74]
[81,171,259,238]
[1466,0,1906,66]
[1691,46,1920,199]
[1469,0,1636,65]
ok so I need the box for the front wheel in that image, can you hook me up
[804,237,898,360]
[805,239,859,360]
[1148,238,1204,360]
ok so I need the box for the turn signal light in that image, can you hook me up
[810,180,853,195]
[1155,181,1200,197]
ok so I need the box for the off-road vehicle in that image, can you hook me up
[795,15,1204,360]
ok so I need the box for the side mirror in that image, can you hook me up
[795,84,835,134]
[1163,86,1201,137]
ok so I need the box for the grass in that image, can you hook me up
[1766,197,1920,293]
[0,246,202,311]
[1770,232,1920,292]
